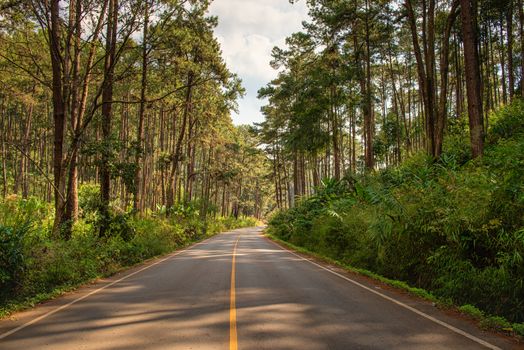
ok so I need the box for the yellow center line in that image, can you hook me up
[230,235,240,350]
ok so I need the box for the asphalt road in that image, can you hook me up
[0,227,519,349]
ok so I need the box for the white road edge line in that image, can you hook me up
[265,236,502,350]
[0,235,218,341]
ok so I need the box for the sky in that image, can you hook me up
[209,0,309,126]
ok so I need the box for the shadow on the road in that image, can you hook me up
[0,229,509,350]
[231,233,502,350]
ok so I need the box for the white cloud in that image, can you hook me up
[216,33,275,82]
[209,0,308,125]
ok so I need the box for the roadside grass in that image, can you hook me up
[266,233,524,339]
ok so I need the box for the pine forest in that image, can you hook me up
[1,0,524,340]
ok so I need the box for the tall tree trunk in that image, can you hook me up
[292,152,298,199]
[331,84,341,179]
[364,0,374,169]
[20,100,34,198]
[500,22,508,104]
[167,72,193,210]
[273,151,280,209]
[351,109,356,172]
[425,0,437,158]
[100,0,118,235]
[454,33,464,116]
[460,0,484,158]
[517,0,524,98]
[134,0,149,213]
[482,23,493,115]
[507,1,515,99]
[1,106,7,198]
[64,0,83,230]
[405,0,434,157]
[185,115,195,203]
[48,0,67,234]
[435,0,459,157]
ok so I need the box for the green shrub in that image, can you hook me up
[0,195,52,228]
[489,99,524,141]
[513,323,524,337]
[459,304,484,320]
[106,213,136,241]
[480,316,512,332]
[0,222,31,294]
[78,184,102,220]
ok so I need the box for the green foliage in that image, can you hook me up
[458,304,524,336]
[269,101,524,323]
[104,213,137,241]
[488,99,524,142]
[480,316,512,332]
[459,304,484,320]
[513,323,524,337]
[0,222,31,292]
[0,195,52,228]
[78,184,138,241]
[440,117,472,167]
[78,184,102,221]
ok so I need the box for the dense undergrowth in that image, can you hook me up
[0,194,257,317]
[268,101,524,328]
